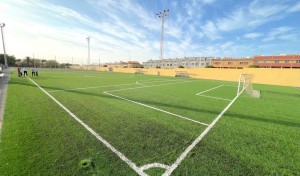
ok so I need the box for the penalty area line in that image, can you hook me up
[26,77,147,176]
[162,85,247,176]
[103,92,209,126]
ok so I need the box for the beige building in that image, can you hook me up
[143,57,212,68]
[211,58,254,68]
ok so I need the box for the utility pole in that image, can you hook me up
[200,40,203,68]
[33,53,35,67]
[156,9,169,60]
[86,37,90,68]
[0,23,8,67]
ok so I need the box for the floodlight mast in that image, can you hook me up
[0,23,8,67]
[156,9,169,60]
[86,37,90,67]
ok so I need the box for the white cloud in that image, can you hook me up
[217,0,288,32]
[243,33,263,39]
[201,21,221,40]
[263,26,295,41]
[287,1,300,12]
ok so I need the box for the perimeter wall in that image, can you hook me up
[73,66,300,87]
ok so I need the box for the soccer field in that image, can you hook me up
[0,69,299,176]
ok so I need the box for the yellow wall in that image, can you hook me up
[72,66,300,87]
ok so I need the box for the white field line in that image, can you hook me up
[26,77,147,176]
[135,81,149,87]
[162,86,247,176]
[103,92,209,126]
[47,82,139,93]
[105,80,195,93]
[137,79,189,84]
[140,163,170,171]
[197,95,232,101]
[48,79,192,93]
[195,85,224,95]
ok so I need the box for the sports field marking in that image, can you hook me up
[29,75,244,176]
[162,85,247,176]
[103,92,209,126]
[47,82,140,93]
[26,77,148,176]
[105,80,196,93]
[195,85,224,95]
[140,163,170,171]
[196,84,233,101]
[136,81,149,87]
[197,94,232,101]
[47,79,191,93]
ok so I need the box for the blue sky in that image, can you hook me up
[0,0,300,64]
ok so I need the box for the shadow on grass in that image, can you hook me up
[224,112,300,128]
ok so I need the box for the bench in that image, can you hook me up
[0,73,4,79]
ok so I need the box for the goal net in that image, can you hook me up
[175,71,189,78]
[134,69,144,74]
[237,74,260,98]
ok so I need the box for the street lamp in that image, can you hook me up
[0,23,8,67]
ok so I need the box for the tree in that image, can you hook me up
[41,59,46,68]
[0,54,16,66]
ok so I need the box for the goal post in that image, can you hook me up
[134,69,143,74]
[175,71,189,78]
[237,74,260,98]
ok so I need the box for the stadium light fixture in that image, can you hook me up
[156,9,169,60]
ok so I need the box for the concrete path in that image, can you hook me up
[0,67,10,140]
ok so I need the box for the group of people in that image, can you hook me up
[17,67,38,77]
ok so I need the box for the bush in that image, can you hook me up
[205,65,214,68]
[156,66,161,68]
[103,65,107,67]
[248,65,260,68]
[178,65,184,68]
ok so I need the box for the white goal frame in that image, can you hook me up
[237,74,260,98]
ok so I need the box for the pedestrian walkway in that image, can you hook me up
[0,67,10,141]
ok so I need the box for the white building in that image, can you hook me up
[142,57,212,68]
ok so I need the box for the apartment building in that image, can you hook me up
[143,57,212,68]
[211,58,254,68]
[254,54,300,68]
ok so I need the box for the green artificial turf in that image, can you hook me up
[0,69,299,176]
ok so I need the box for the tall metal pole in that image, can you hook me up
[86,37,90,67]
[156,9,169,60]
[0,23,8,67]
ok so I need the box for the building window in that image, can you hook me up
[285,60,289,63]
[191,63,194,65]
[244,62,249,65]
[275,60,279,63]
[167,64,169,66]
[256,61,259,63]
[195,63,199,65]
[239,62,244,65]
[228,62,232,65]
[264,60,269,63]
[296,60,300,63]
[215,62,220,65]
[201,63,204,66]
[170,64,172,66]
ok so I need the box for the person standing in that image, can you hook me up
[35,67,38,76]
[20,67,23,77]
[17,67,21,77]
[31,67,35,76]
[23,67,28,76]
